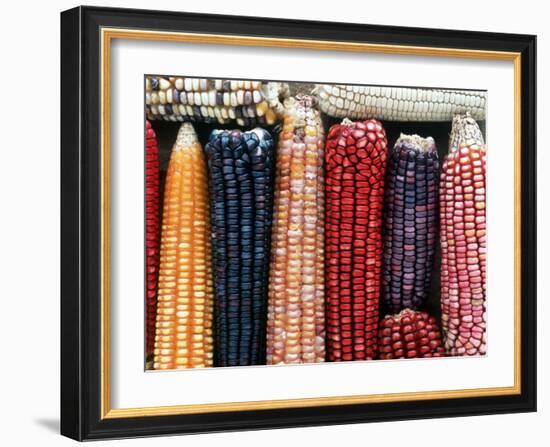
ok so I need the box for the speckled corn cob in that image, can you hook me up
[204,128,275,366]
[325,118,388,361]
[378,309,445,359]
[316,85,486,121]
[440,113,486,356]
[146,76,287,126]
[153,123,214,369]
[145,120,161,358]
[266,96,325,365]
[382,134,439,313]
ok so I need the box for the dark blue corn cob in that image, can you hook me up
[204,128,275,366]
[382,134,439,313]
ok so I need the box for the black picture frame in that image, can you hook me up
[61,5,536,441]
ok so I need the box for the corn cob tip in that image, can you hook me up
[145,120,157,140]
[341,117,354,126]
[395,133,436,152]
[250,127,272,141]
[175,122,198,147]
[282,94,318,111]
[378,309,446,359]
[261,81,288,116]
[295,94,319,108]
[282,95,324,134]
[449,112,485,151]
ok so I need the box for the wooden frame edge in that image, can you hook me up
[99,27,523,420]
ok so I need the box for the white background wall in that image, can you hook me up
[0,0,546,445]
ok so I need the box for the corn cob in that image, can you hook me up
[145,120,161,358]
[325,118,388,361]
[316,85,486,122]
[440,113,486,356]
[145,76,287,126]
[377,309,445,359]
[382,134,439,313]
[266,96,325,365]
[153,123,214,369]
[204,128,275,366]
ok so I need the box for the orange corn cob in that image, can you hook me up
[153,122,214,369]
[266,96,326,364]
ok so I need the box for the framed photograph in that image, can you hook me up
[60,5,536,441]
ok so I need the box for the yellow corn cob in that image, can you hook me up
[266,96,326,364]
[153,122,214,369]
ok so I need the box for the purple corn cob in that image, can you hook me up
[382,134,439,313]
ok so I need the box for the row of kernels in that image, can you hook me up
[147,88,265,107]
[147,77,262,93]
[146,101,276,126]
[320,84,486,107]
[145,121,161,358]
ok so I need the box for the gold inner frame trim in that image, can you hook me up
[100,27,522,419]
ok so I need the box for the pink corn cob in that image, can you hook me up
[440,113,486,356]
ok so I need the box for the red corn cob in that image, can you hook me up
[440,113,486,356]
[325,118,388,361]
[145,120,161,358]
[377,309,445,359]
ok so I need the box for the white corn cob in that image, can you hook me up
[266,96,326,364]
[315,85,486,121]
[146,76,287,126]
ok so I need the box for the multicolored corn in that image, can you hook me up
[204,128,275,366]
[316,85,486,121]
[377,309,445,359]
[145,120,161,358]
[325,118,388,361]
[146,76,287,126]
[266,96,325,364]
[440,113,486,356]
[153,123,214,369]
[382,134,439,313]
